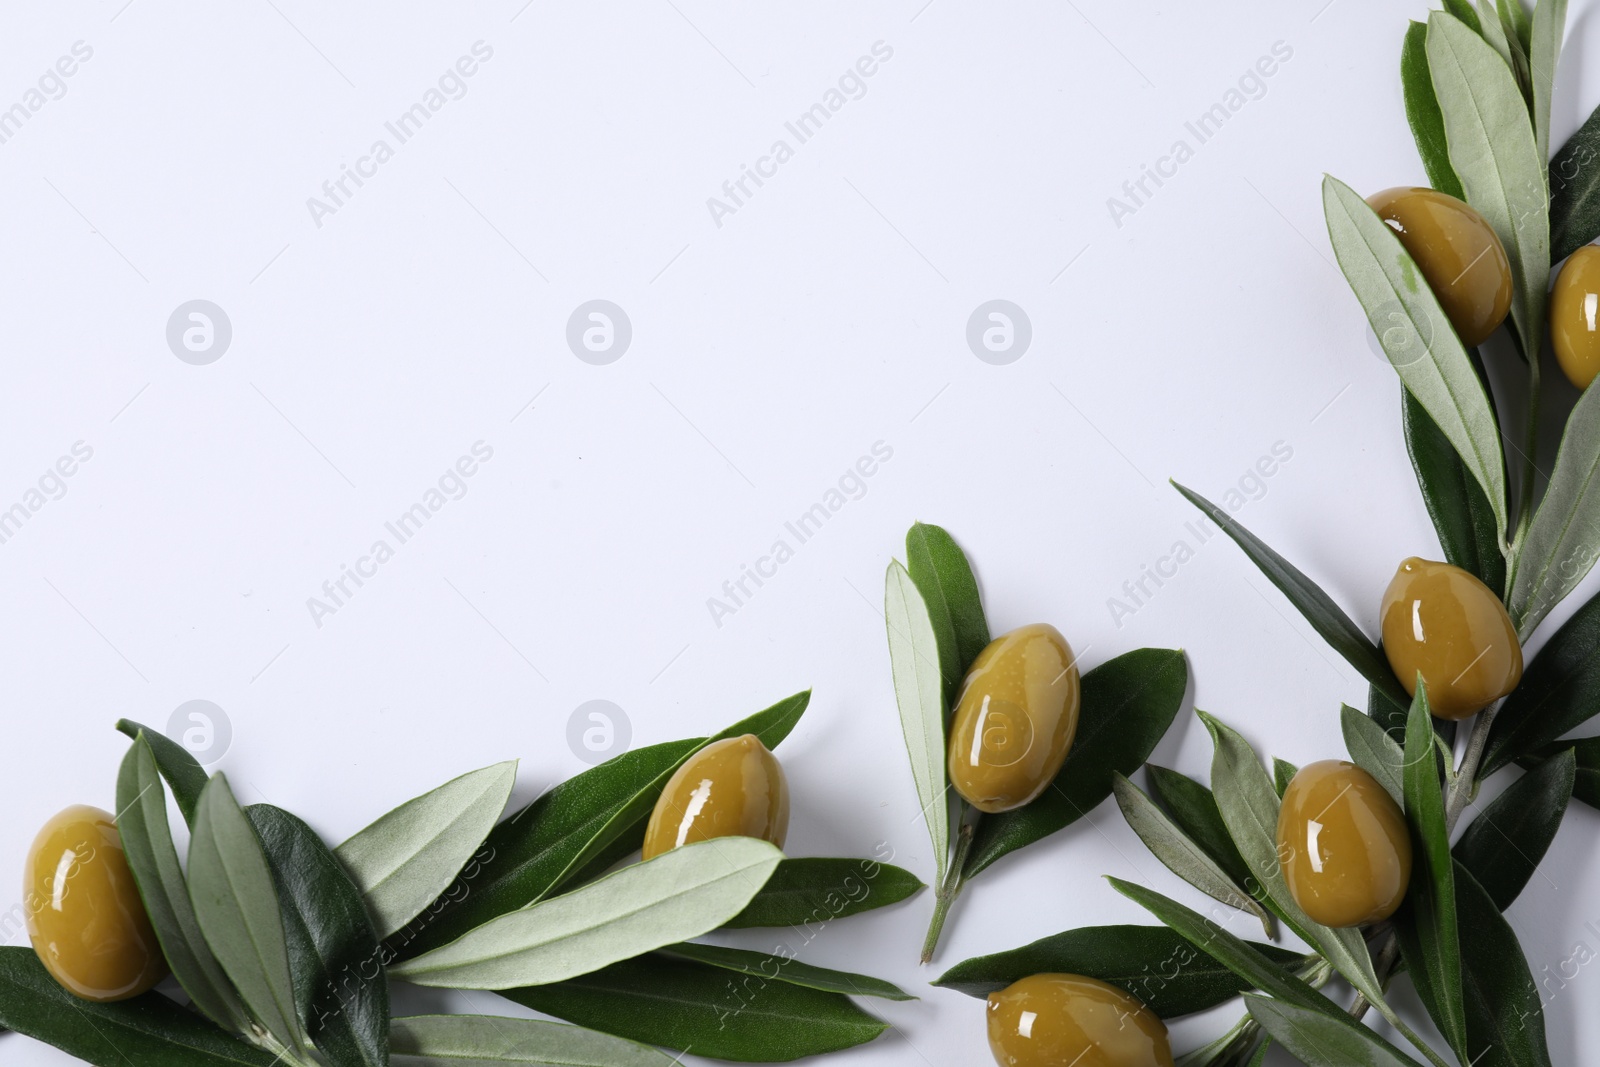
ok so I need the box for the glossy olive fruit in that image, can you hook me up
[23,805,167,1002]
[1550,246,1600,389]
[1277,761,1411,928]
[986,973,1174,1067]
[1380,557,1522,720]
[642,735,789,860]
[1366,187,1512,347]
[948,624,1081,814]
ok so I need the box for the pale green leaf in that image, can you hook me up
[1531,0,1569,168]
[1509,381,1600,636]
[884,559,950,889]
[1245,996,1426,1067]
[390,1014,676,1066]
[1340,704,1405,804]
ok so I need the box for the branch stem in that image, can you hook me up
[921,810,977,964]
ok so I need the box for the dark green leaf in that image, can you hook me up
[1403,21,1465,199]
[1271,758,1297,798]
[722,857,923,928]
[1502,0,1533,53]
[1341,703,1405,804]
[0,948,277,1067]
[389,1014,676,1066]
[1243,995,1425,1067]
[933,925,1304,1017]
[247,805,388,1067]
[1145,765,1253,891]
[661,942,911,1001]
[1550,100,1600,262]
[1542,734,1600,808]
[1173,481,1410,711]
[1444,0,1484,34]
[117,718,208,827]
[905,522,990,703]
[500,953,887,1063]
[1403,387,1507,594]
[965,648,1187,878]
[1454,749,1574,909]
[1368,682,1409,740]
[1484,586,1600,775]
[1457,861,1554,1066]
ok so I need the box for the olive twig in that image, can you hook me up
[1444,699,1502,833]
[1508,323,1542,561]
[920,809,978,964]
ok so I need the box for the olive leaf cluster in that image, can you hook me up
[0,695,923,1066]
[883,522,1189,961]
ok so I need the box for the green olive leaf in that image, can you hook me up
[1530,0,1569,168]
[1508,381,1600,638]
[1113,775,1273,937]
[1541,734,1600,809]
[933,924,1304,1017]
[659,942,912,1001]
[391,838,781,990]
[0,947,278,1067]
[188,774,315,1060]
[1446,0,1485,33]
[905,522,990,704]
[722,856,924,928]
[336,761,517,941]
[389,1014,677,1067]
[964,648,1187,878]
[1550,101,1600,261]
[1403,20,1465,199]
[1456,860,1555,1066]
[1485,585,1600,774]
[1402,385,1507,596]
[500,953,888,1062]
[1243,995,1427,1067]
[1321,176,1510,545]
[1144,765,1255,892]
[1429,10,1551,357]
[1340,703,1405,805]
[884,559,951,890]
[1270,759,1297,799]
[1454,748,1574,909]
[116,718,209,827]
[115,738,251,1034]
[1476,0,1520,71]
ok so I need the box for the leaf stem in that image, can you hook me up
[1510,326,1542,561]
[921,810,977,964]
[1445,700,1502,832]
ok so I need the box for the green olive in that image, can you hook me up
[986,973,1174,1067]
[1277,761,1411,928]
[1550,246,1600,389]
[1366,187,1512,347]
[24,805,167,1002]
[1380,557,1522,720]
[641,735,789,860]
[948,624,1080,814]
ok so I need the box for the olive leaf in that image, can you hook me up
[905,521,990,702]
[659,942,912,1000]
[391,838,782,990]
[1547,735,1600,808]
[1530,0,1568,167]
[933,924,1304,1017]
[1242,996,1426,1067]
[189,774,315,1061]
[0,947,277,1067]
[247,805,389,1067]
[116,718,209,827]
[1485,585,1600,775]
[965,648,1187,877]
[1340,703,1405,804]
[1457,860,1555,1066]
[115,738,251,1034]
[1321,176,1510,546]
[1403,20,1465,199]
[1112,775,1272,936]
[722,857,923,928]
[1144,765,1255,893]
[1507,382,1600,638]
[1446,0,1485,33]
[1550,100,1600,262]
[884,559,950,890]
[1173,480,1412,713]
[1402,387,1506,596]
[1476,0,1521,72]
[501,953,888,1062]
[1454,747,1574,909]
[389,1014,677,1067]
[1430,10,1552,357]
[1270,759,1297,799]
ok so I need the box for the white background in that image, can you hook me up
[2,1,1599,1064]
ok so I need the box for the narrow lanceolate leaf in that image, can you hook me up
[188,774,314,1060]
[1243,996,1426,1067]
[389,1014,676,1067]
[966,649,1187,878]
[501,953,888,1062]
[1397,685,1468,1061]
[722,856,924,928]
[1144,765,1254,891]
[933,924,1304,1017]
[905,522,991,703]
[0,947,277,1067]
[1550,102,1600,262]
[1402,21,1464,199]
[1445,0,1484,33]
[1271,759,1297,799]
[1403,388,1507,595]
[1476,0,1521,72]
[1174,479,1412,711]
[1508,382,1600,638]
[1530,0,1568,168]
[247,805,389,1067]
[115,739,250,1033]
[1485,586,1600,774]
[1550,735,1600,809]
[1430,11,1552,356]
[1341,703,1405,804]
[336,761,517,941]
[660,942,912,1000]
[1113,775,1272,936]
[392,838,782,990]
[1321,176,1510,544]
[1455,748,1575,909]
[116,718,209,827]
[884,559,950,889]
[1457,862,1555,1066]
